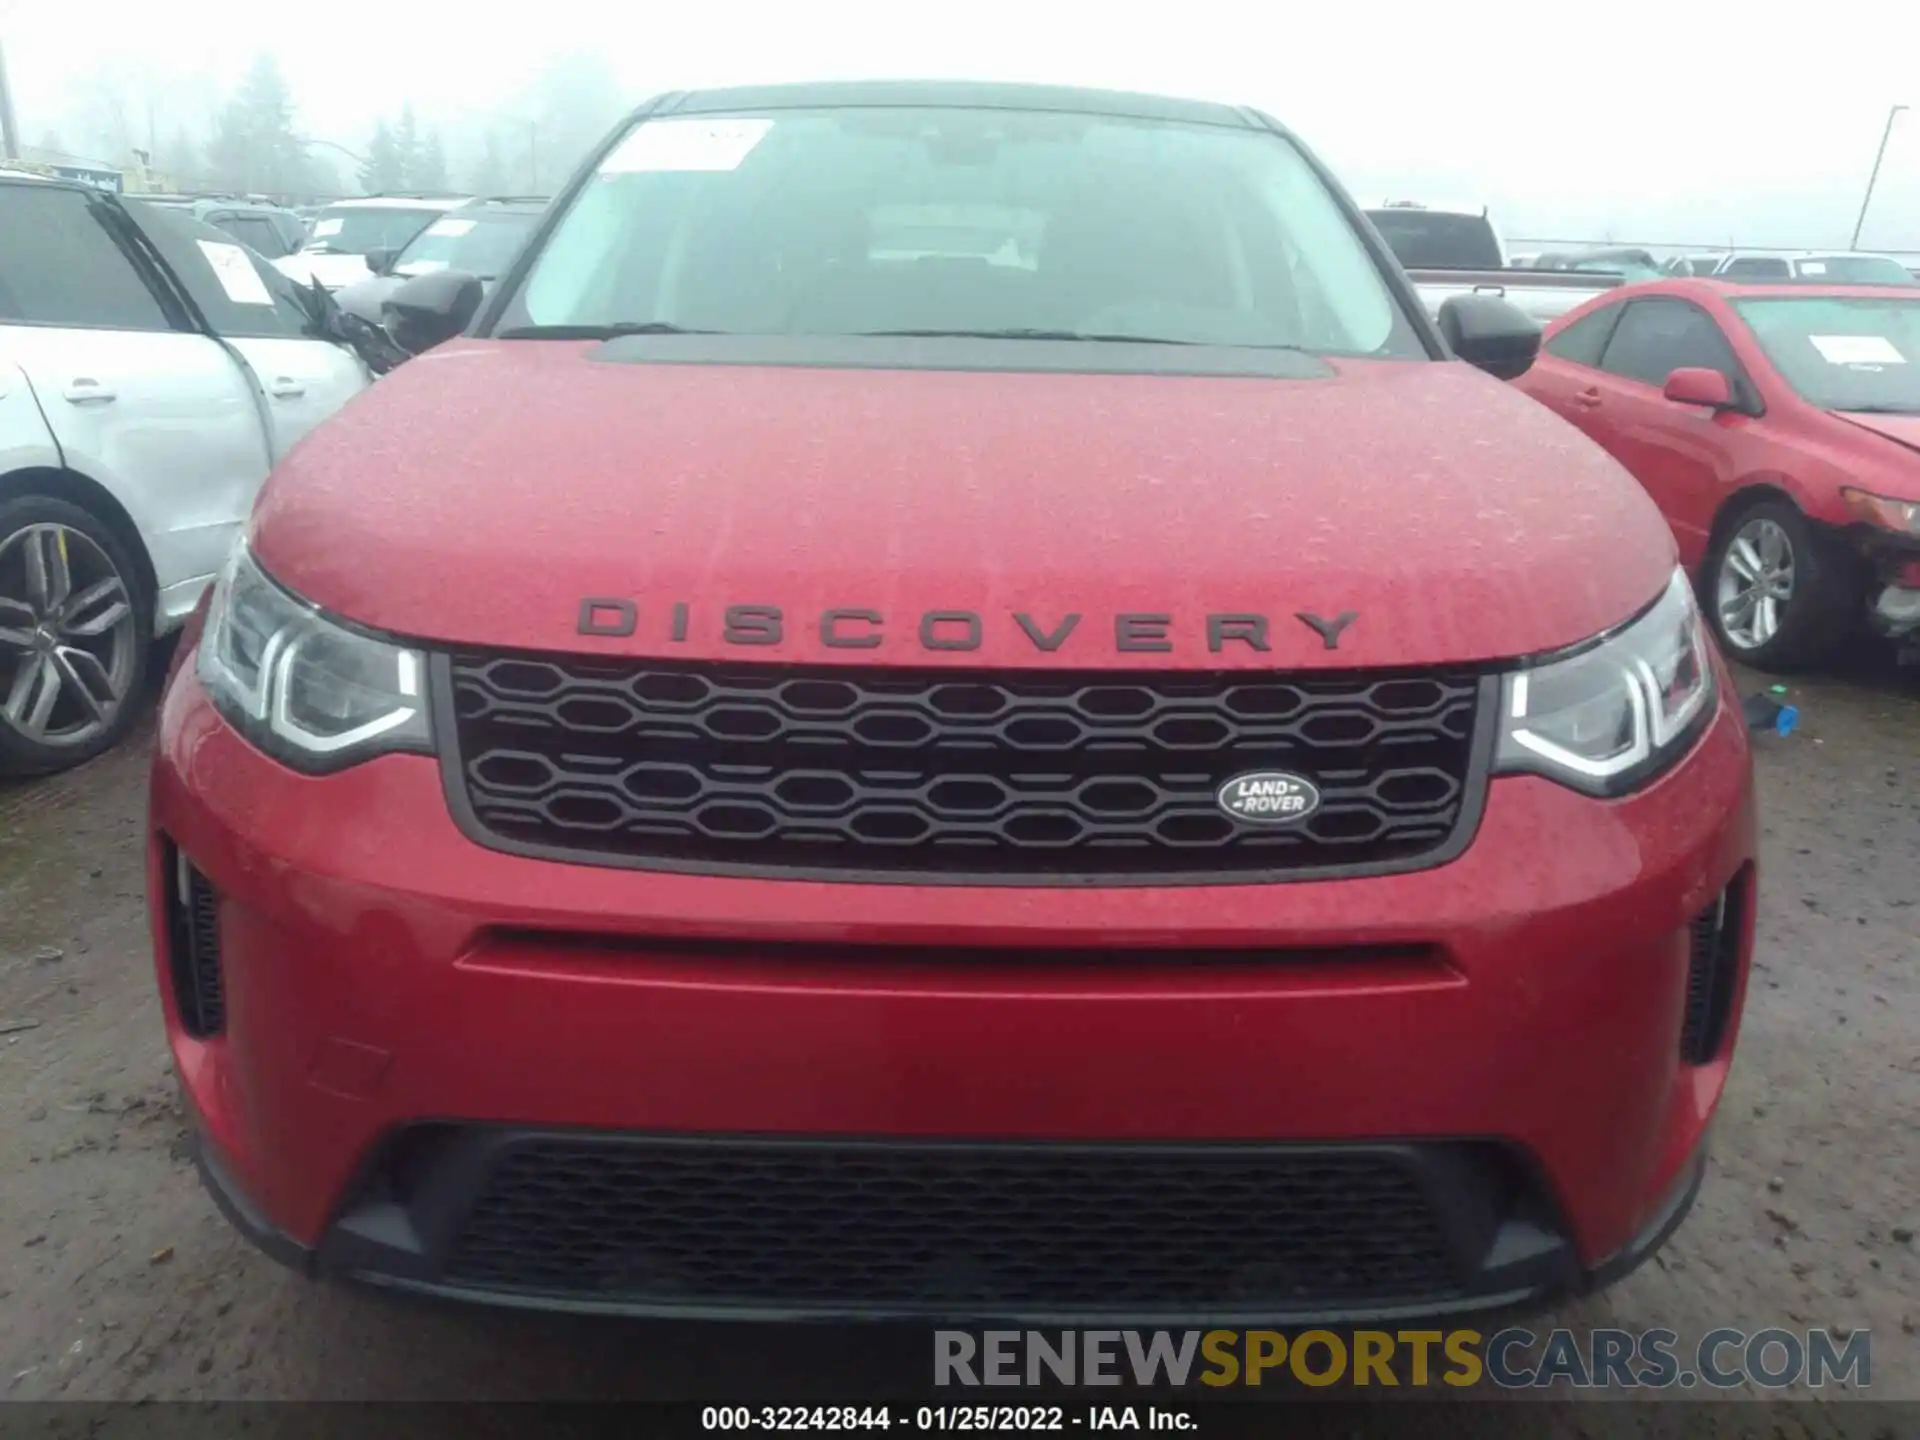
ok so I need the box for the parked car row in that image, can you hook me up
[1663,251,1919,285]
[331,195,550,323]
[6,133,1918,790]
[273,193,480,292]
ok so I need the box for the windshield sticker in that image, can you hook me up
[426,218,475,237]
[311,217,344,237]
[1809,334,1906,366]
[195,240,276,307]
[1800,261,1827,276]
[600,118,773,174]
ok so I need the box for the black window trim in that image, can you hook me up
[1595,295,1765,416]
[0,177,200,336]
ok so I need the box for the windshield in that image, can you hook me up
[302,206,444,255]
[1733,295,1920,412]
[395,211,539,278]
[499,107,1419,357]
[1362,210,1502,270]
[1792,256,1915,286]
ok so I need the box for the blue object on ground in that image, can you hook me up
[1742,693,1799,736]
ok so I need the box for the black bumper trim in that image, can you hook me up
[190,1128,1709,1326]
[191,1133,315,1278]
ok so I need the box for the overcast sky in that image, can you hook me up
[7,0,1920,250]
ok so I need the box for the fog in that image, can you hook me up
[6,0,1920,250]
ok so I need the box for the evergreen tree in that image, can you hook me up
[204,54,314,196]
[360,119,404,193]
[394,105,421,190]
[466,131,511,195]
[163,127,202,189]
[415,129,448,191]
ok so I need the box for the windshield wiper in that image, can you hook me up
[496,321,725,340]
[1837,403,1920,415]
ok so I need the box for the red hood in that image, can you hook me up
[1832,409,1920,462]
[250,340,1676,670]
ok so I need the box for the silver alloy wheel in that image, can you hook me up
[1715,516,1796,651]
[0,523,138,748]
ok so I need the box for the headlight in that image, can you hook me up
[1840,486,1920,537]
[197,543,431,772]
[1494,569,1716,796]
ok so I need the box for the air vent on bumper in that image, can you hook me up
[1681,866,1749,1065]
[162,840,225,1039]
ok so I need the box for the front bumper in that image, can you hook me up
[149,663,1756,1322]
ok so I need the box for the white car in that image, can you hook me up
[274,194,473,292]
[1706,251,1918,286]
[0,177,369,774]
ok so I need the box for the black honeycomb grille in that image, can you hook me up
[443,655,1485,880]
[442,1137,1464,1309]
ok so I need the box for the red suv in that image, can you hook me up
[148,82,1756,1324]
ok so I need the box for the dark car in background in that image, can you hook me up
[273,194,474,292]
[331,196,548,325]
[137,195,308,259]
[1362,200,1506,270]
[1534,247,1664,282]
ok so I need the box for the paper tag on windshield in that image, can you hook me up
[426,218,475,237]
[195,240,275,306]
[1809,334,1905,365]
[601,118,772,174]
[311,217,343,238]
[1800,261,1827,276]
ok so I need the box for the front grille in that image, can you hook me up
[442,655,1487,881]
[440,1136,1472,1310]
[1681,867,1749,1064]
[162,841,224,1038]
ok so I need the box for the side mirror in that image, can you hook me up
[1436,294,1541,381]
[363,248,394,277]
[1663,367,1735,409]
[382,270,483,354]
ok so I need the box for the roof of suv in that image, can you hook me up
[321,194,474,210]
[446,195,550,215]
[647,79,1256,128]
[142,195,297,215]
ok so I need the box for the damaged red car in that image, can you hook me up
[1519,278,1920,667]
[148,82,1756,1324]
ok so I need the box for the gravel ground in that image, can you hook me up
[0,643,1915,1417]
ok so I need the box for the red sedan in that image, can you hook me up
[1518,279,1920,667]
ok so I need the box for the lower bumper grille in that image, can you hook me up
[325,1130,1574,1316]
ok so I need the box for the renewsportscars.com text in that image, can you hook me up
[933,1327,1871,1390]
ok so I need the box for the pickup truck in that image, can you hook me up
[1361,203,1629,326]
[1406,267,1625,327]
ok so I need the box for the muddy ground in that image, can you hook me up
[0,642,1915,1418]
